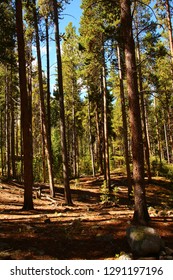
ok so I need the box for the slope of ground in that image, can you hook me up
[0,175,173,259]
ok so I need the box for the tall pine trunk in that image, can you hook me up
[102,43,110,189]
[72,94,77,178]
[88,93,96,177]
[45,17,52,148]
[53,0,72,205]
[117,45,132,199]
[10,68,16,179]
[136,37,151,181]
[165,0,173,159]
[5,68,11,178]
[120,0,150,224]
[95,101,104,175]
[33,1,55,197]
[15,0,33,210]
[166,0,173,62]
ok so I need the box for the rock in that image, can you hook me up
[118,252,133,260]
[167,211,173,216]
[159,250,166,256]
[158,210,167,216]
[163,246,173,256]
[159,255,173,260]
[126,226,163,257]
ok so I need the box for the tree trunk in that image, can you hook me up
[72,94,77,178]
[117,45,132,199]
[45,17,52,148]
[164,122,170,163]
[136,38,151,181]
[165,0,173,159]
[88,93,96,177]
[53,0,72,205]
[41,111,46,183]
[102,48,111,189]
[5,68,11,178]
[10,69,16,179]
[0,110,4,176]
[33,1,55,197]
[95,101,104,174]
[15,0,33,210]
[120,0,150,224]
[166,0,173,63]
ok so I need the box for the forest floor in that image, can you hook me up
[0,173,173,260]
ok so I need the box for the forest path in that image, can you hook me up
[0,174,173,259]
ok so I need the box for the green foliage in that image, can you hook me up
[33,156,45,182]
[79,151,93,175]
[51,127,63,179]
[151,158,173,181]
[99,181,119,204]
[0,0,16,64]
[100,180,111,203]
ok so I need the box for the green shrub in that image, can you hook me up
[99,181,119,203]
[151,157,173,181]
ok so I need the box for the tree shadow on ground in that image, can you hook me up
[0,217,128,260]
[0,175,173,259]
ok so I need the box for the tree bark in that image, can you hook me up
[95,101,104,174]
[15,0,33,210]
[72,91,77,178]
[5,68,11,178]
[88,93,96,177]
[102,45,111,189]
[164,122,170,163]
[136,37,151,181]
[120,0,150,224]
[53,0,72,205]
[45,17,52,148]
[117,44,132,199]
[10,68,16,179]
[166,0,173,63]
[33,1,55,197]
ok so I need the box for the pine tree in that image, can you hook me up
[32,0,55,197]
[120,0,150,224]
[52,0,72,205]
[61,23,82,178]
[15,0,33,210]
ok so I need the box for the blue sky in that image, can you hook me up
[39,0,82,93]
[60,0,82,34]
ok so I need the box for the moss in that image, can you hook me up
[130,226,156,241]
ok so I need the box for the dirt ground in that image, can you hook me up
[0,174,173,260]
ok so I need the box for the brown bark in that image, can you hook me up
[33,1,55,197]
[136,37,151,181]
[117,45,132,199]
[5,68,11,178]
[95,101,104,174]
[0,110,4,176]
[72,93,77,178]
[10,71,16,179]
[165,0,173,158]
[120,0,150,224]
[15,0,33,210]
[166,0,173,63]
[88,93,96,177]
[101,41,111,189]
[45,17,52,146]
[53,0,72,205]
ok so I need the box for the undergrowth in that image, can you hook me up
[151,158,173,182]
